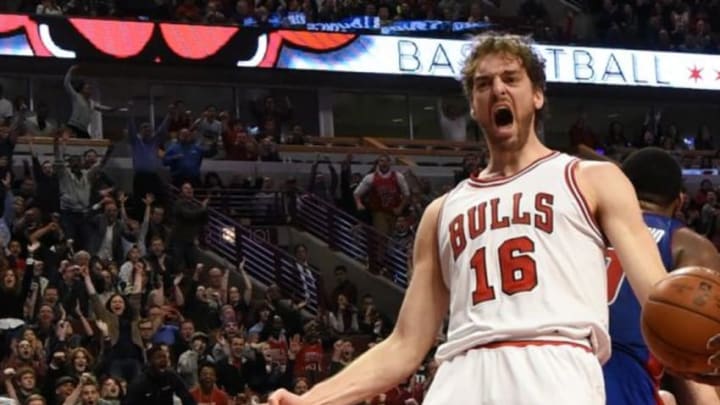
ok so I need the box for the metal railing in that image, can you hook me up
[171,189,322,315]
[193,188,287,226]
[294,194,409,288]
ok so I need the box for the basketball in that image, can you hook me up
[641,267,720,374]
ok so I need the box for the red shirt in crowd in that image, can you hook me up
[267,335,288,365]
[190,386,230,405]
[368,171,402,213]
[294,341,325,382]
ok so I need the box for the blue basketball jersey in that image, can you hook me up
[604,212,684,405]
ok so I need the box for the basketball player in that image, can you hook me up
[604,147,720,404]
[267,32,707,405]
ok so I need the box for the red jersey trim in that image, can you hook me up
[472,339,592,353]
[564,159,604,242]
[468,151,560,188]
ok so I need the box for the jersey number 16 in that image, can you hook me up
[471,236,539,304]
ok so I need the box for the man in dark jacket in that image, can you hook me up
[170,182,208,272]
[123,346,196,405]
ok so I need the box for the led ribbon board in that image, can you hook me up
[1,14,718,90]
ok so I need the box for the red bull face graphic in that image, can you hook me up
[0,13,357,67]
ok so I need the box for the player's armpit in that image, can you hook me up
[299,196,450,405]
[673,227,720,272]
[574,161,666,306]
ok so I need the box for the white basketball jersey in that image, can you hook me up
[435,152,610,364]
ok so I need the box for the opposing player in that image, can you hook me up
[605,147,720,404]
[268,32,717,405]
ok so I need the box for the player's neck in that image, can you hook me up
[483,135,552,178]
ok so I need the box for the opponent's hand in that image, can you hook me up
[667,367,720,386]
[665,334,720,386]
[267,388,305,405]
[688,334,720,385]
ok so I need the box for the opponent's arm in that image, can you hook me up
[666,377,720,404]
[270,197,450,405]
[672,227,720,389]
[576,161,667,306]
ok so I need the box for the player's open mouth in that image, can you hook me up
[494,107,514,127]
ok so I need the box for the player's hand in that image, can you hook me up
[267,389,304,405]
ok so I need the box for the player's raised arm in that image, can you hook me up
[576,161,667,306]
[268,196,450,405]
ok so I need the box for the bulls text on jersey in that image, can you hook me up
[447,192,555,261]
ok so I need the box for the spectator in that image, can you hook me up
[88,200,125,265]
[568,108,601,150]
[167,101,192,134]
[257,137,281,162]
[453,152,480,185]
[169,183,207,272]
[327,293,358,335]
[36,0,63,14]
[144,201,171,252]
[190,106,222,158]
[327,339,354,376]
[123,346,195,405]
[292,245,316,304]
[307,157,337,203]
[127,103,169,207]
[354,153,410,235]
[63,66,121,139]
[190,363,229,405]
[250,96,292,141]
[328,266,357,306]
[175,0,202,22]
[204,1,226,23]
[99,377,122,405]
[177,332,214,388]
[162,129,212,188]
[0,85,13,126]
[389,215,414,253]
[53,134,111,250]
[25,102,58,137]
[222,121,257,161]
[285,124,306,145]
[82,265,144,384]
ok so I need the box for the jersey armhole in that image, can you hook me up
[564,159,606,245]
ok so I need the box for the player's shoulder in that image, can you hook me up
[570,159,626,206]
[574,158,622,179]
[673,226,720,270]
[673,226,709,247]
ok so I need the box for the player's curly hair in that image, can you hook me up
[461,32,547,129]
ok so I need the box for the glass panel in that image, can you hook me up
[545,97,720,150]
[408,95,441,140]
[0,77,29,123]
[241,89,319,137]
[151,83,235,126]
[333,92,409,138]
